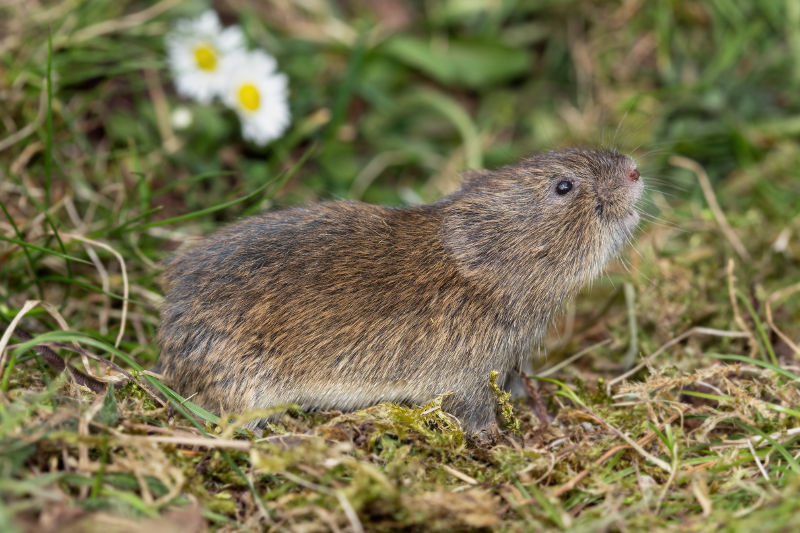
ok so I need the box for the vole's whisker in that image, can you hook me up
[632,148,675,160]
[644,183,688,196]
[613,109,629,147]
[637,211,684,231]
[643,186,682,200]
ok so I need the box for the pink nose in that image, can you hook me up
[628,169,640,182]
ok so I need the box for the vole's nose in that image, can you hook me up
[627,169,640,182]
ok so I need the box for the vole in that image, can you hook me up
[157,149,643,432]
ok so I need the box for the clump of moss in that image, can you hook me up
[489,370,520,434]
[117,380,158,411]
[316,393,466,454]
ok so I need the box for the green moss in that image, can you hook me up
[204,491,238,516]
[489,370,520,434]
[117,380,157,411]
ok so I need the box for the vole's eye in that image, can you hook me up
[555,180,573,195]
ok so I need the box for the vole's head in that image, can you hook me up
[443,149,643,304]
[513,149,643,265]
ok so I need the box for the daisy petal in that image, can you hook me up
[165,10,247,103]
[221,51,291,146]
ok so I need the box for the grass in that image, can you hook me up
[1,0,799,531]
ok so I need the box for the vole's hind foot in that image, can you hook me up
[503,370,530,400]
[443,387,498,435]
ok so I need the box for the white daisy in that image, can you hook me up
[166,10,246,104]
[221,50,291,146]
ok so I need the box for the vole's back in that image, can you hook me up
[158,201,513,427]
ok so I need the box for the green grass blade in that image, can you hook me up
[680,390,733,402]
[413,88,482,169]
[531,376,586,407]
[734,420,800,475]
[8,331,220,428]
[706,353,800,381]
[765,403,800,419]
[517,480,565,529]
[123,145,314,233]
[36,275,146,305]
[0,234,91,265]
[102,205,164,237]
[41,29,74,304]
[0,200,43,298]
[150,170,236,197]
[736,289,777,365]
[324,29,367,143]
[45,31,53,209]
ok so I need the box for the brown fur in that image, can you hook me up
[157,149,643,432]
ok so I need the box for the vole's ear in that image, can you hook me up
[459,169,492,190]
[441,199,547,292]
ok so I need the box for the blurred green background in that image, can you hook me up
[3,0,799,210]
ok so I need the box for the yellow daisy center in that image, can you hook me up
[237,83,261,112]
[193,44,217,72]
